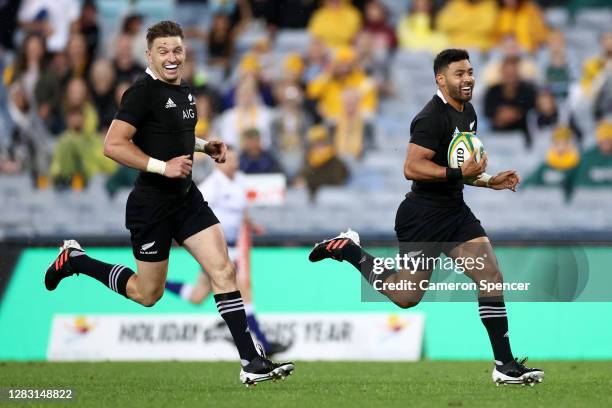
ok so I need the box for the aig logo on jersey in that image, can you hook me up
[183,108,195,119]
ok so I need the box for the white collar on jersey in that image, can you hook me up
[145,67,158,80]
[436,89,448,104]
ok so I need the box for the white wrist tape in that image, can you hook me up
[478,173,493,187]
[194,138,209,152]
[146,158,166,175]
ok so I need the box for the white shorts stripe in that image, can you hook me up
[480,314,508,319]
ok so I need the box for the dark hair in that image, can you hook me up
[433,49,470,75]
[15,33,48,78]
[146,20,184,49]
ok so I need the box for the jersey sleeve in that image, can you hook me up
[115,81,149,128]
[409,112,444,151]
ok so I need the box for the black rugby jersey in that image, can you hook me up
[115,68,197,197]
[409,90,478,202]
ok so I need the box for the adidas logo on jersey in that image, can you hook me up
[165,98,177,108]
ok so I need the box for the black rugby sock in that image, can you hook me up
[341,243,396,286]
[69,251,134,297]
[479,296,514,365]
[214,291,260,365]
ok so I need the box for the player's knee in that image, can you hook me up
[482,266,503,284]
[140,288,164,307]
[395,299,421,309]
[210,261,236,291]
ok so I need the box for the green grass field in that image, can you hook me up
[1,361,611,407]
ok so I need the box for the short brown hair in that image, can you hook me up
[146,20,184,49]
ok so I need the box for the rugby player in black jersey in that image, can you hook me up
[44,21,293,386]
[309,49,543,386]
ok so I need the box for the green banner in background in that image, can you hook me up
[0,247,611,360]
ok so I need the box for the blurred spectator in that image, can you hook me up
[218,78,275,149]
[77,0,99,62]
[105,82,138,197]
[66,33,90,78]
[249,35,276,84]
[64,77,98,136]
[194,90,215,140]
[7,33,45,97]
[573,120,612,188]
[276,0,318,28]
[307,46,377,123]
[120,13,148,68]
[538,30,577,102]
[308,0,362,48]
[484,56,537,147]
[298,125,349,201]
[523,126,580,201]
[7,82,52,186]
[354,28,392,95]
[89,59,117,132]
[239,128,282,174]
[594,69,612,121]
[579,32,612,98]
[495,0,549,54]
[223,53,275,109]
[396,0,448,54]
[8,33,63,135]
[436,0,498,53]
[206,13,235,71]
[48,51,71,87]
[331,88,374,159]
[303,37,329,84]
[50,106,115,189]
[209,0,252,34]
[361,1,397,53]
[275,53,305,96]
[272,84,311,179]
[483,35,540,87]
[527,88,558,136]
[113,34,144,84]
[18,0,80,53]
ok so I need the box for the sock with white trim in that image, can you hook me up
[479,296,514,365]
[68,251,134,297]
[214,291,259,365]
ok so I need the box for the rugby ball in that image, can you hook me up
[448,132,485,169]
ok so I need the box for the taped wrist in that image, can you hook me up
[194,138,209,153]
[146,158,166,175]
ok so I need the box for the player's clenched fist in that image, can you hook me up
[164,155,192,178]
[460,152,487,179]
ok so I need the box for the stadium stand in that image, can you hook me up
[0,0,610,242]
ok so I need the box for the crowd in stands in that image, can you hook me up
[0,0,610,203]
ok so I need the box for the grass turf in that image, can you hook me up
[0,361,611,407]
